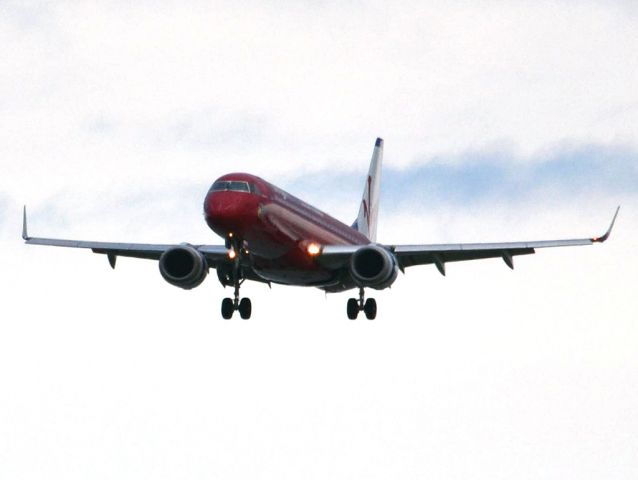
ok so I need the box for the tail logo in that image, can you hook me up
[362,175,372,225]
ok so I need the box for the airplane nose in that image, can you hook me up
[205,191,232,226]
[205,191,226,219]
[204,191,258,236]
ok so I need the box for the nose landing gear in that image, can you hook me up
[347,288,377,320]
[220,235,252,320]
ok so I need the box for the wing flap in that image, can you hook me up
[396,247,536,269]
[22,206,229,265]
[393,207,619,270]
[26,237,172,254]
[26,236,230,265]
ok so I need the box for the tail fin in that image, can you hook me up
[353,137,383,242]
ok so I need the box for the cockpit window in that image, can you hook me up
[211,181,229,192]
[229,181,250,192]
[210,180,251,193]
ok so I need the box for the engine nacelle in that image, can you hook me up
[349,245,398,290]
[159,245,208,289]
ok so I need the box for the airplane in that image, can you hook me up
[22,138,619,320]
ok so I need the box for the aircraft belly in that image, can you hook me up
[252,266,335,286]
[251,252,338,286]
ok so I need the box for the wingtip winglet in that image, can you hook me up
[22,205,29,240]
[592,206,620,243]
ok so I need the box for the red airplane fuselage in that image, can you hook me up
[204,173,370,288]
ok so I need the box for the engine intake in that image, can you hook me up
[349,245,398,290]
[159,245,208,289]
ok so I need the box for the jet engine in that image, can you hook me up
[349,245,398,290]
[159,245,208,289]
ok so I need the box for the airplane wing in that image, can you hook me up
[21,207,229,268]
[319,207,620,275]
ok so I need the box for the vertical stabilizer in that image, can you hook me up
[353,137,383,242]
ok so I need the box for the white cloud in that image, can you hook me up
[2,0,638,200]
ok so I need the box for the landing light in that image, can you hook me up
[228,249,237,260]
[307,243,321,256]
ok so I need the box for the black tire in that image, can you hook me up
[364,298,377,320]
[221,298,234,319]
[239,297,252,319]
[347,298,359,320]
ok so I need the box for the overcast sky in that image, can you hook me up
[1,1,637,479]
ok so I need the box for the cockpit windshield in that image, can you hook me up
[210,181,261,195]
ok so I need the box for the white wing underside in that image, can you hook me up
[321,207,620,274]
[22,198,619,279]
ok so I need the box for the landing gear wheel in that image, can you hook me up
[221,298,234,319]
[219,238,253,320]
[346,288,378,320]
[347,298,359,320]
[239,298,252,319]
[363,298,377,320]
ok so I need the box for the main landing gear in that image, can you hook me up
[221,281,252,320]
[221,235,252,320]
[347,287,377,320]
